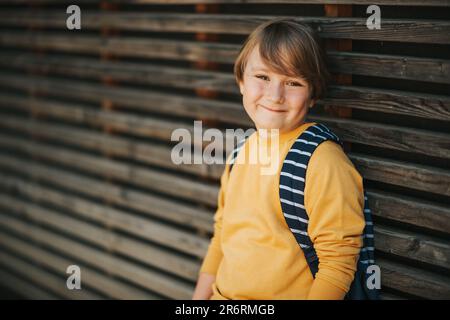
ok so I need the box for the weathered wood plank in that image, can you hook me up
[3,179,449,273]
[6,138,221,205]
[0,32,239,64]
[0,73,251,127]
[0,107,224,179]
[0,12,449,44]
[1,53,449,121]
[0,52,240,94]
[1,126,449,234]
[350,152,450,197]
[379,257,450,299]
[375,225,450,270]
[0,181,211,264]
[1,81,448,161]
[0,146,450,267]
[0,230,159,299]
[0,154,215,253]
[2,0,449,6]
[0,267,58,300]
[379,291,406,300]
[368,190,450,235]
[1,133,449,236]
[0,43,450,85]
[0,214,195,299]
[327,51,450,84]
[0,249,101,299]
[313,115,450,160]
[325,86,450,122]
[0,148,219,226]
[1,114,449,199]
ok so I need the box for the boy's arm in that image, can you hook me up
[192,163,230,299]
[192,273,216,300]
[304,141,365,300]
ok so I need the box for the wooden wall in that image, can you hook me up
[0,0,449,300]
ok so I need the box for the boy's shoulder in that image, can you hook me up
[306,139,362,183]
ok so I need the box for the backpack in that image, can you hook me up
[228,122,380,300]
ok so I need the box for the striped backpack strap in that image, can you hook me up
[228,137,248,172]
[279,123,342,275]
[279,122,379,300]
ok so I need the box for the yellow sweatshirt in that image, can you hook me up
[199,121,365,300]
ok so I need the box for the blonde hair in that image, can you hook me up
[234,18,331,102]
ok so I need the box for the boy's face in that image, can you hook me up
[239,46,315,134]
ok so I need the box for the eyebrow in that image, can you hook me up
[251,66,270,72]
[250,67,304,80]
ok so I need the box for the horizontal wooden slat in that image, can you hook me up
[0,105,224,179]
[0,52,241,94]
[1,76,448,161]
[326,86,450,122]
[327,51,450,84]
[0,32,239,64]
[350,152,450,197]
[0,148,219,227]
[1,11,449,44]
[379,291,406,300]
[0,230,159,299]
[0,72,251,128]
[0,52,448,121]
[0,134,219,205]
[1,127,449,236]
[0,248,101,299]
[1,129,449,237]
[2,207,449,299]
[1,132,448,235]
[4,32,449,82]
[1,113,449,199]
[379,257,450,299]
[2,149,448,276]
[0,151,450,277]
[0,114,450,233]
[0,267,58,299]
[1,50,448,90]
[314,115,450,160]
[367,190,450,235]
[1,0,449,6]
[375,225,450,270]
[5,167,450,270]
[0,164,212,258]
[0,173,212,272]
[0,213,194,299]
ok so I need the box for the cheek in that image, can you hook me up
[244,80,264,100]
[286,90,310,107]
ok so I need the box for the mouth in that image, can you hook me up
[259,104,287,113]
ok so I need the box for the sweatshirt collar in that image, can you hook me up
[256,121,315,145]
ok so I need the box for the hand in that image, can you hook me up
[192,272,216,300]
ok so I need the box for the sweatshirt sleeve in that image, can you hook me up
[199,162,230,276]
[304,140,365,296]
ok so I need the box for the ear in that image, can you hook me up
[239,81,244,95]
[309,98,316,108]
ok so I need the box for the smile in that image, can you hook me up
[259,104,287,113]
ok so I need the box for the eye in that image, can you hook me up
[255,75,269,81]
[286,81,302,87]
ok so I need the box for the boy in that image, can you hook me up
[192,18,365,300]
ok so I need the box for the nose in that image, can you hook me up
[266,80,285,104]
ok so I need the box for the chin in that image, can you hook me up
[254,121,283,131]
